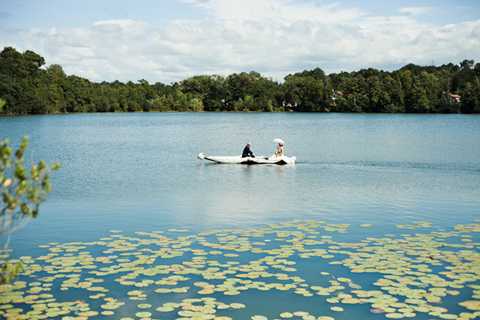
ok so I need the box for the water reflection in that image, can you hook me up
[0,113,477,243]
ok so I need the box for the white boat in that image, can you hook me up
[197,153,296,165]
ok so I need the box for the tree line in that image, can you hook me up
[1,47,479,115]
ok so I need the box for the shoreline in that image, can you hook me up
[2,110,480,118]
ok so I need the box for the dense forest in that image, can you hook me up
[1,47,479,115]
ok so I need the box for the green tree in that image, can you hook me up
[188,97,204,112]
[0,98,5,113]
[283,75,326,112]
[0,137,60,284]
[409,85,431,113]
[461,81,480,113]
[180,75,226,111]
[0,46,479,115]
[233,95,255,111]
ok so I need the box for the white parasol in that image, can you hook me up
[273,138,285,144]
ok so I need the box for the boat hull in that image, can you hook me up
[198,153,296,165]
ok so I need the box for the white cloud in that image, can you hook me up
[399,6,432,16]
[1,1,479,83]
[197,0,365,23]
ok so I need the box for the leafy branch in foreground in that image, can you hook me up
[0,136,60,284]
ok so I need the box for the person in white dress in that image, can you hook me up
[274,142,285,158]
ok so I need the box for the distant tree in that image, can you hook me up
[461,80,480,113]
[460,59,475,71]
[180,75,226,111]
[188,97,204,112]
[233,95,255,111]
[0,46,479,114]
[474,63,480,76]
[0,98,5,113]
[283,75,326,112]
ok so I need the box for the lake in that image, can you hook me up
[1,113,479,320]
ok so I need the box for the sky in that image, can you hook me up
[0,0,479,83]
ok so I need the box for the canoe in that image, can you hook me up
[197,153,296,165]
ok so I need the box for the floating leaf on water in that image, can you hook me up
[2,220,480,320]
[156,306,175,312]
[135,311,152,317]
[459,301,480,311]
[279,312,293,318]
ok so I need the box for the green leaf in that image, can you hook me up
[1,136,58,283]
[20,203,31,215]
[51,162,61,171]
[14,137,28,159]
[14,165,26,180]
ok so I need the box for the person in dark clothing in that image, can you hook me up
[242,143,255,158]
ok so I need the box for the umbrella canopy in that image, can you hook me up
[273,138,285,144]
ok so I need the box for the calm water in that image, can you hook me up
[1,113,479,319]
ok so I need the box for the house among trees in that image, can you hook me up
[330,90,344,108]
[448,93,461,104]
[331,89,344,101]
[283,101,297,112]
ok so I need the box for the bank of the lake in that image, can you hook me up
[2,47,480,115]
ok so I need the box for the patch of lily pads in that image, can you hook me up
[0,220,479,319]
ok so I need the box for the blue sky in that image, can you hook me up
[1,0,479,82]
[0,0,202,28]
[2,0,479,28]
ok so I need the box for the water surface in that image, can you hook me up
[0,113,479,319]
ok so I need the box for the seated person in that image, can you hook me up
[242,143,255,158]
